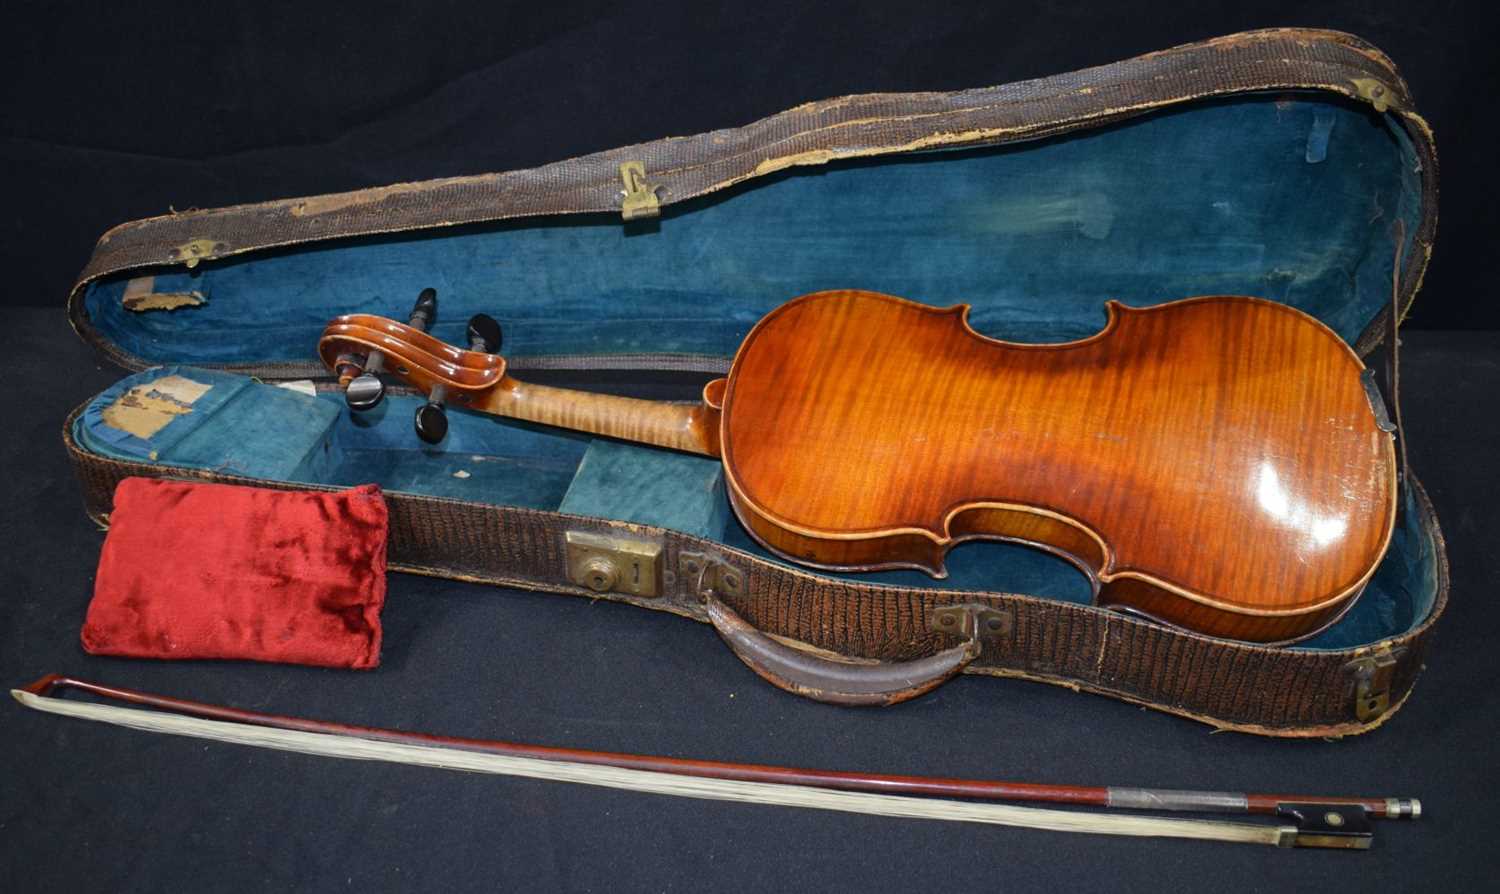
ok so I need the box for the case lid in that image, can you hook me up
[66,28,1435,379]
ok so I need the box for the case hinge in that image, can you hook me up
[618,161,662,221]
[679,550,745,600]
[929,604,1012,638]
[169,238,227,269]
[1345,645,1405,722]
[564,530,662,598]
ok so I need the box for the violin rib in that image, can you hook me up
[718,291,1396,642]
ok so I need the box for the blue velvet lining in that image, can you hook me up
[79,366,338,481]
[76,367,1440,651]
[80,367,252,460]
[83,95,1421,366]
[317,394,590,506]
[559,441,729,539]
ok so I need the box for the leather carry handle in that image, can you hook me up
[702,595,982,706]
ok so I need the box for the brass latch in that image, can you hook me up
[1346,645,1404,722]
[169,239,227,269]
[619,161,662,221]
[679,550,745,599]
[1350,78,1400,114]
[565,530,662,598]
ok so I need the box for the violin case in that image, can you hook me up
[59,28,1444,736]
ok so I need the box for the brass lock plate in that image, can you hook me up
[1346,646,1404,722]
[565,530,662,598]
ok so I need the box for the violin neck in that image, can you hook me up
[473,376,721,457]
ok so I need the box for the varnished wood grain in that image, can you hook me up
[719,291,1396,642]
[319,316,720,456]
[472,379,719,457]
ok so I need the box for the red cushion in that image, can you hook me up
[82,478,389,669]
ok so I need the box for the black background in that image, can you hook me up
[3,2,1499,891]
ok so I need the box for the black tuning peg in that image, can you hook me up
[346,288,439,411]
[414,385,448,444]
[413,313,498,445]
[466,313,503,354]
[344,370,387,412]
[409,287,438,331]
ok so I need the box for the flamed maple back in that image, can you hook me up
[320,289,1396,643]
[717,291,1396,641]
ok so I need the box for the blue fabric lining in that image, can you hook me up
[77,366,331,480]
[80,367,252,460]
[83,95,1421,366]
[1305,112,1335,163]
[559,441,729,539]
[317,394,590,505]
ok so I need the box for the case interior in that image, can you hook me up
[72,93,1438,651]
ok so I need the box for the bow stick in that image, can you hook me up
[12,674,1418,850]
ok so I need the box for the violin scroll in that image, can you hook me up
[344,288,440,412]
[318,291,511,445]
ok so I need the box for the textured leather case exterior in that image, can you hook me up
[60,29,1445,736]
[62,426,1448,736]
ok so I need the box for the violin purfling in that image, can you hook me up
[319,289,1397,643]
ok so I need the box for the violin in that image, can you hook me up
[320,288,1396,643]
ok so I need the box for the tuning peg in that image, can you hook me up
[466,313,503,354]
[346,288,439,412]
[409,287,438,331]
[414,385,449,444]
[332,351,366,388]
[345,370,386,411]
[410,308,493,445]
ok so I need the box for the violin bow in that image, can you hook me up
[13,674,1418,850]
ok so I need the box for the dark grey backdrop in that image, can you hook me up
[2,2,1498,892]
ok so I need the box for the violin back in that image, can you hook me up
[720,291,1397,642]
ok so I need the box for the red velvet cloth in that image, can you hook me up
[82,478,389,668]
